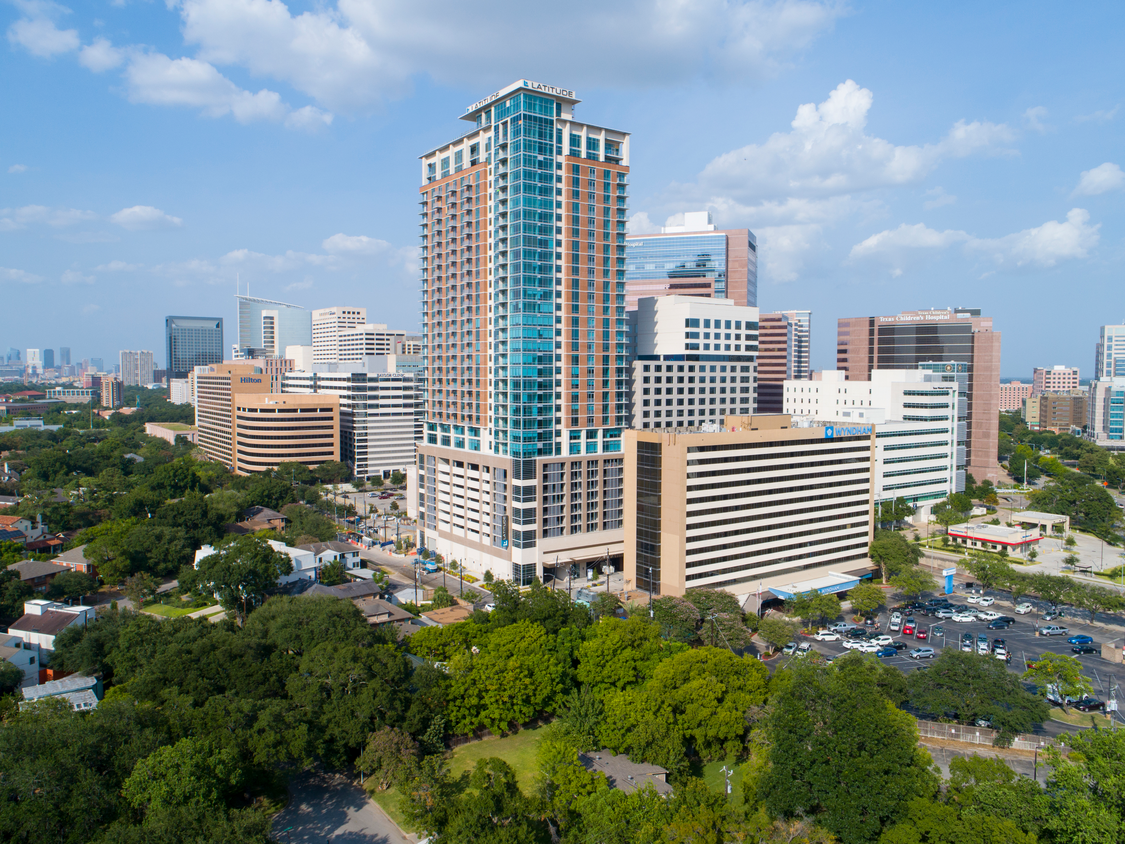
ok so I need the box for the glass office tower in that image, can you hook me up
[235,296,311,359]
[416,80,630,585]
[166,316,224,378]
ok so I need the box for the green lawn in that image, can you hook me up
[367,785,414,833]
[159,422,196,431]
[701,759,745,807]
[142,602,198,618]
[1049,709,1116,730]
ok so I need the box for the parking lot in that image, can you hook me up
[791,586,1125,717]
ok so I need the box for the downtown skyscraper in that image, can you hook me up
[416,80,630,585]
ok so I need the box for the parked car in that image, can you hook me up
[842,639,866,650]
[995,616,1016,624]
[935,608,957,619]
[1073,697,1106,712]
[952,612,977,623]
[856,641,880,653]
[992,637,1006,650]
[977,610,1001,621]
[875,647,897,659]
[987,620,1013,630]
[872,635,894,646]
[966,594,982,604]
[930,624,945,637]
[978,596,995,607]
[795,642,813,657]
[814,629,841,642]
[887,641,909,651]
[890,611,903,623]
[1015,602,1035,615]
[889,618,902,632]
[976,639,991,655]
[828,622,852,633]
[1072,644,1098,655]
[960,639,974,652]
[915,627,928,640]
[1038,625,1069,637]
[782,642,799,656]
[909,647,936,659]
[1067,635,1094,645]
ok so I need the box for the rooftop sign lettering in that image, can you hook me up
[466,80,577,114]
[824,425,872,438]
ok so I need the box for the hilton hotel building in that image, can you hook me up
[415,80,630,584]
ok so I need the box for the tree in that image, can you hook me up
[869,529,923,583]
[589,592,621,620]
[576,616,680,695]
[46,570,97,604]
[357,726,419,791]
[758,616,799,651]
[1065,533,1077,548]
[389,501,399,513]
[651,595,701,643]
[890,567,936,600]
[1040,729,1125,844]
[880,796,1037,844]
[122,737,244,811]
[122,572,159,608]
[429,586,457,609]
[0,660,23,696]
[1030,572,1073,608]
[848,582,885,618]
[318,558,346,586]
[908,650,1048,740]
[178,535,293,624]
[932,504,963,537]
[788,591,842,627]
[764,655,939,843]
[964,555,1012,591]
[1023,652,1093,714]
[390,470,406,487]
[441,758,551,844]
[0,568,34,624]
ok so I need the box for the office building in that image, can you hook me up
[624,414,874,603]
[1032,365,1079,397]
[235,295,312,359]
[26,349,40,374]
[284,358,423,479]
[339,325,422,362]
[42,349,54,371]
[624,212,756,310]
[89,358,103,373]
[628,295,757,429]
[785,369,961,505]
[169,379,192,405]
[999,381,1032,412]
[836,308,1000,483]
[1024,391,1087,433]
[756,310,812,413]
[166,316,224,379]
[6,348,20,364]
[58,347,70,367]
[192,363,339,474]
[416,79,631,584]
[1087,378,1125,450]
[239,356,294,393]
[312,307,367,363]
[100,378,122,409]
[1095,324,1125,379]
[119,350,155,388]
[47,387,95,404]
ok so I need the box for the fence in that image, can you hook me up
[915,718,1058,751]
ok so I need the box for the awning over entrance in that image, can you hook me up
[769,571,866,600]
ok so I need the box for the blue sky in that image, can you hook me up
[2,0,1123,375]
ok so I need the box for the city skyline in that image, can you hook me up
[2,2,1123,373]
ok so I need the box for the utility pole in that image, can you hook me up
[646,565,654,617]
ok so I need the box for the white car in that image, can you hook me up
[814,629,841,642]
[889,619,902,632]
[976,641,991,654]
[795,642,813,657]
[842,639,866,650]
[872,635,894,646]
[890,611,903,623]
[976,610,1001,621]
[1015,603,1033,614]
[978,596,995,607]
[965,594,981,604]
[952,612,977,623]
[935,608,957,619]
[856,641,880,653]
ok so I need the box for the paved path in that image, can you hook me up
[273,771,413,844]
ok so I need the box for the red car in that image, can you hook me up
[915,627,928,640]
[903,620,915,636]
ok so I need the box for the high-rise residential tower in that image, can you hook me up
[311,306,367,363]
[42,349,55,371]
[1095,324,1125,379]
[166,316,224,379]
[1032,365,1079,396]
[58,347,70,367]
[624,212,757,310]
[119,350,155,387]
[755,310,812,413]
[416,79,631,585]
[836,308,1000,483]
[235,295,312,359]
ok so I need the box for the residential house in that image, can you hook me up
[6,559,70,592]
[7,599,96,658]
[241,506,289,532]
[21,674,103,711]
[0,635,38,688]
[53,544,97,577]
[301,581,415,628]
[24,535,64,555]
[0,513,48,543]
[578,750,673,796]
[194,539,317,585]
[296,540,362,571]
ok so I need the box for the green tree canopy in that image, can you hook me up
[178,535,293,624]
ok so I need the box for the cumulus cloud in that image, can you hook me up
[755,224,825,283]
[1,266,44,284]
[1075,105,1119,124]
[849,209,1100,275]
[95,260,142,271]
[0,204,97,229]
[322,233,391,255]
[79,37,125,72]
[110,205,184,231]
[1023,106,1051,133]
[8,164,28,174]
[626,212,661,235]
[61,268,95,284]
[1073,162,1125,196]
[6,1,79,58]
[123,53,288,123]
[923,187,956,209]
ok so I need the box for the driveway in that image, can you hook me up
[273,771,413,844]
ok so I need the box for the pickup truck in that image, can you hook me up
[1037,625,1069,637]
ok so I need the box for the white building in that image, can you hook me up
[339,325,422,362]
[119,349,155,387]
[1095,324,1125,379]
[1087,376,1125,452]
[284,357,423,479]
[1,634,39,688]
[169,378,192,405]
[629,295,758,430]
[194,539,318,585]
[312,306,368,364]
[784,369,962,507]
[7,600,96,658]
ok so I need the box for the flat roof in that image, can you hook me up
[949,523,1037,542]
[770,571,862,599]
[1012,511,1069,523]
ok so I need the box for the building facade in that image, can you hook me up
[166,316,224,379]
[232,394,339,475]
[836,308,1000,483]
[1024,391,1087,433]
[58,347,70,366]
[1087,377,1125,449]
[284,358,423,479]
[42,349,54,371]
[338,325,422,362]
[999,380,1031,412]
[119,350,155,387]
[756,310,811,414]
[784,369,961,505]
[624,212,757,310]
[100,378,122,409]
[1032,365,1079,396]
[416,79,631,584]
[628,295,757,430]
[1095,324,1125,379]
[624,414,874,600]
[312,306,367,363]
[235,295,312,359]
[192,363,272,468]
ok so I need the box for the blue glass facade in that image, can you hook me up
[627,233,729,295]
[166,315,224,378]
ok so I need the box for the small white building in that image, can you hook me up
[169,379,193,405]
[296,540,362,571]
[194,539,318,585]
[22,674,102,711]
[0,635,39,687]
[7,599,96,658]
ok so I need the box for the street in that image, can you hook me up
[272,771,413,844]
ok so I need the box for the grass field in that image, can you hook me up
[158,422,196,431]
[701,759,744,807]
[142,602,198,618]
[1049,709,1116,730]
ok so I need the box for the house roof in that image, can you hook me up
[296,540,356,556]
[0,644,22,660]
[9,609,84,637]
[22,674,99,700]
[578,750,673,796]
[53,544,90,565]
[0,529,24,542]
[356,597,414,624]
[303,581,382,600]
[8,559,69,580]
[0,514,28,527]
[243,505,287,522]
